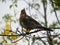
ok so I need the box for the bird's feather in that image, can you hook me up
[19,9,53,31]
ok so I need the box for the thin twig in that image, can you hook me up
[12,36,24,43]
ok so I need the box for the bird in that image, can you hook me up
[19,8,53,33]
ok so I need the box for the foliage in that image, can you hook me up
[31,3,40,10]
[49,22,57,28]
[2,14,12,22]
[53,0,60,10]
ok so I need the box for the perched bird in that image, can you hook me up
[19,8,53,33]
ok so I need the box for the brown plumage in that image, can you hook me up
[19,8,53,32]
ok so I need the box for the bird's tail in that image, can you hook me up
[37,26,53,31]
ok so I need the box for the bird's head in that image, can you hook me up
[21,8,26,15]
[20,8,26,21]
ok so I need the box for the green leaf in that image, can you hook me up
[41,22,45,26]
[0,43,2,45]
[54,40,57,44]
[33,3,40,10]
[53,0,60,10]
[2,0,5,2]
[15,4,18,7]
[14,0,17,3]
[9,5,13,9]
[3,14,12,22]
[49,22,57,28]
[14,20,16,23]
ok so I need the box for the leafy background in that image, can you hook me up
[0,0,60,45]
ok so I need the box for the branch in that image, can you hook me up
[50,0,60,24]
[0,29,53,36]
[50,27,60,29]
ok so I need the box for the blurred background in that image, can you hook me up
[0,0,60,45]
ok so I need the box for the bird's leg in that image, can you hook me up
[16,27,21,34]
[16,27,18,33]
[22,26,24,33]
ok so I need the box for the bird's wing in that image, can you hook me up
[24,15,53,31]
[24,15,42,29]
